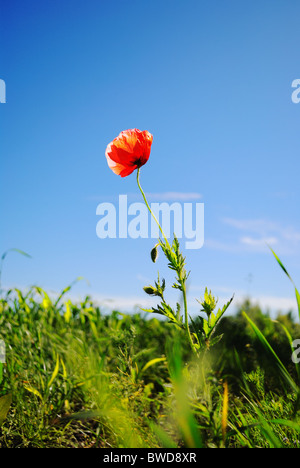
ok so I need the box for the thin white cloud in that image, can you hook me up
[92,288,297,317]
[206,217,300,255]
[281,227,300,242]
[146,192,202,201]
[204,239,248,253]
[189,284,241,295]
[136,273,153,284]
[223,217,300,240]
[240,236,278,247]
[222,217,279,234]
[234,294,297,313]
[190,284,297,313]
[189,291,297,315]
[86,192,202,202]
[90,294,157,312]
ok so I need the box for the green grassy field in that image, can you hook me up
[0,280,300,448]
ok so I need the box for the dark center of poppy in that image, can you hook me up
[136,157,143,167]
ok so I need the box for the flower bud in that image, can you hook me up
[143,286,157,296]
[151,245,159,263]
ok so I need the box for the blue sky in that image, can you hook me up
[1,0,300,317]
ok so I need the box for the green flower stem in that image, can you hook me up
[180,278,197,356]
[136,168,170,249]
[137,168,197,356]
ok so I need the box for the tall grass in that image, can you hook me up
[0,251,300,448]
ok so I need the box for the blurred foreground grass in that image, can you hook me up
[0,282,300,448]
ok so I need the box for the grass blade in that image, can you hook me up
[0,249,31,291]
[141,357,166,374]
[0,394,12,426]
[243,311,298,392]
[222,381,229,446]
[23,385,43,401]
[47,354,60,389]
[269,247,300,320]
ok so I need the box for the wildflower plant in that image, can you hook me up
[105,129,233,356]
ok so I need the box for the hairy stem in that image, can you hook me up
[136,168,170,249]
[137,168,196,355]
[180,278,197,355]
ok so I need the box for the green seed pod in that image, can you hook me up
[143,286,157,295]
[150,245,159,263]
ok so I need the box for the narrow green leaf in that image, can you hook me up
[243,312,298,392]
[295,287,300,320]
[1,248,32,262]
[24,385,43,401]
[269,247,292,280]
[270,418,300,432]
[54,277,85,307]
[0,394,12,426]
[47,354,60,389]
[275,320,300,382]
[269,247,300,320]
[64,300,72,323]
[141,357,166,373]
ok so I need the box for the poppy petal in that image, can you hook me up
[105,129,153,177]
[105,153,127,176]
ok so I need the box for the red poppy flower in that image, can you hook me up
[105,128,153,177]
